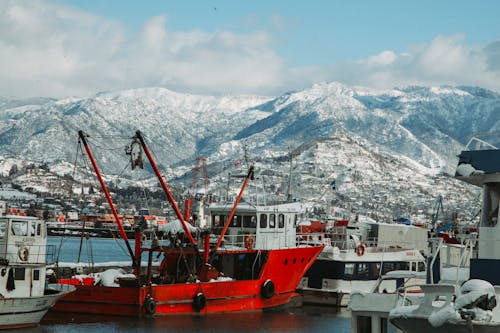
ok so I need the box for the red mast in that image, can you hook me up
[134,131,196,245]
[78,130,137,268]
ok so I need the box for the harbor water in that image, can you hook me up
[43,237,352,332]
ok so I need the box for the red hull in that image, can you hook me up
[52,246,321,316]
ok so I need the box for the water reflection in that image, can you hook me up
[40,306,350,333]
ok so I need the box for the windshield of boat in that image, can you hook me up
[11,220,36,237]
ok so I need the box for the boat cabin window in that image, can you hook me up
[231,215,242,227]
[0,220,6,239]
[372,263,381,277]
[269,214,276,228]
[34,269,40,281]
[356,263,369,278]
[294,215,298,227]
[260,214,267,228]
[212,214,257,229]
[382,262,410,275]
[14,268,25,280]
[212,215,224,227]
[344,263,355,278]
[278,214,285,228]
[37,223,41,236]
[242,215,257,228]
[418,262,425,272]
[30,221,36,236]
[11,220,29,236]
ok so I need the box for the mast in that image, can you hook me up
[287,147,293,202]
[211,166,254,261]
[78,130,137,268]
[134,130,196,245]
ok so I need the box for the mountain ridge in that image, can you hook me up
[1,81,497,222]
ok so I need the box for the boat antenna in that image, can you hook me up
[286,146,293,202]
[77,130,138,269]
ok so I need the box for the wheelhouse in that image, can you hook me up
[206,202,301,249]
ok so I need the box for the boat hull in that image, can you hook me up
[52,246,322,316]
[0,285,74,329]
[298,288,344,306]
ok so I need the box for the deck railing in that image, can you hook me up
[1,244,56,265]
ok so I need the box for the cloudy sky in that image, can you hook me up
[1,0,500,98]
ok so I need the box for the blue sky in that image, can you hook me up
[1,0,500,98]
[63,0,500,65]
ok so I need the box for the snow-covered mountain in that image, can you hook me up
[1,82,498,221]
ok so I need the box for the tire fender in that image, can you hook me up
[144,296,156,315]
[261,279,275,298]
[192,292,207,312]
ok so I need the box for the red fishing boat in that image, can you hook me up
[52,130,323,316]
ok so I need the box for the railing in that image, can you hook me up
[297,233,328,246]
[464,134,500,151]
[298,232,420,252]
[211,233,256,249]
[213,232,322,249]
[1,244,56,265]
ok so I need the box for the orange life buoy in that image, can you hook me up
[245,235,255,249]
[356,244,365,256]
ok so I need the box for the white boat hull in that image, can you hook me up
[0,285,74,329]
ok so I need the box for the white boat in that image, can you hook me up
[297,220,428,306]
[0,215,74,329]
[349,270,427,333]
[347,236,475,333]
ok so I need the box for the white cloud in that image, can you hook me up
[1,1,500,99]
[0,0,287,98]
[317,34,500,92]
[366,50,397,66]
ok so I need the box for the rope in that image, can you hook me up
[112,232,130,257]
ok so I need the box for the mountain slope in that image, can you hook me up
[1,82,497,222]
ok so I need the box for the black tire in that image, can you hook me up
[261,279,275,298]
[144,296,156,315]
[192,292,206,312]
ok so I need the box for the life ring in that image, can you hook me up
[192,292,206,312]
[356,244,365,256]
[261,279,275,298]
[144,296,156,315]
[18,247,29,261]
[245,235,255,250]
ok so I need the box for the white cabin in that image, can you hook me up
[205,202,301,249]
[0,215,50,298]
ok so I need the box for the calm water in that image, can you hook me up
[44,237,355,332]
[37,306,352,333]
